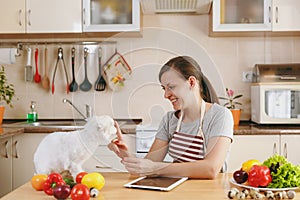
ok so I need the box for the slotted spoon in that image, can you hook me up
[94,47,106,91]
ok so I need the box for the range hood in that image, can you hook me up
[140,0,212,14]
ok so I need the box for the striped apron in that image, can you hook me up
[168,100,206,163]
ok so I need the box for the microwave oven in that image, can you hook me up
[251,83,300,124]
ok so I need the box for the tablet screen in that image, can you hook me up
[124,176,188,191]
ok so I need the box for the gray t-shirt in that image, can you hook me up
[156,103,234,148]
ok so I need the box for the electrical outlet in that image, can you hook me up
[242,71,253,82]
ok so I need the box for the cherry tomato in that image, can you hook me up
[76,172,88,183]
[31,174,48,191]
[70,184,90,200]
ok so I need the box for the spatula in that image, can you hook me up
[94,47,106,91]
[69,47,78,92]
[34,48,41,83]
[41,47,50,90]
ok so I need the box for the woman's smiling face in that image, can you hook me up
[160,69,191,110]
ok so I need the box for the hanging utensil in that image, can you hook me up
[25,47,33,82]
[69,47,78,92]
[34,48,41,83]
[52,47,69,94]
[94,47,106,91]
[41,47,50,90]
[79,47,92,92]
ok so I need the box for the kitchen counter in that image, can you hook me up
[1,120,300,140]
[0,127,24,140]
[2,173,300,200]
[234,121,300,135]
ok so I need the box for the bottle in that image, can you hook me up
[27,101,38,122]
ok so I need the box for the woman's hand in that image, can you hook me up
[121,157,170,176]
[108,121,129,159]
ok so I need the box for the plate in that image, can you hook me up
[230,178,299,192]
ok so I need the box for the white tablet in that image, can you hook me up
[124,176,188,191]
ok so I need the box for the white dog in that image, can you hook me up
[34,115,117,178]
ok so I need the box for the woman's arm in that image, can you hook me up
[122,136,231,179]
[145,138,169,162]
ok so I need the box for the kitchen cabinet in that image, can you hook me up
[271,0,300,31]
[82,0,140,32]
[0,0,82,34]
[0,0,25,33]
[83,134,136,172]
[0,133,46,197]
[212,0,300,33]
[227,135,280,173]
[280,135,300,165]
[227,134,300,173]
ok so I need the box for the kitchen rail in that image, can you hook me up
[0,41,117,57]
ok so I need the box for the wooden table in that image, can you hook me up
[1,173,299,200]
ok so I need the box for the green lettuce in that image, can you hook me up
[263,154,300,188]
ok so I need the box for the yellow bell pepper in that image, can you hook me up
[241,159,261,172]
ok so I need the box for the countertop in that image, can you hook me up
[0,172,272,200]
[1,121,300,140]
[0,127,23,139]
[234,121,300,135]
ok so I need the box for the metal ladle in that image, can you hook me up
[79,48,92,92]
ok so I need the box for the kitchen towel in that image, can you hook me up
[0,48,17,64]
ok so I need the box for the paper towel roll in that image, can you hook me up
[0,48,16,64]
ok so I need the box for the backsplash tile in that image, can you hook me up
[2,15,300,124]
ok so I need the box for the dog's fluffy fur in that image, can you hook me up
[34,115,116,178]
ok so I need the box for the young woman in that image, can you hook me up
[108,56,234,179]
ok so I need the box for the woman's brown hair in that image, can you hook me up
[159,56,219,104]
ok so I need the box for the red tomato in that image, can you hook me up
[70,184,90,200]
[76,172,88,183]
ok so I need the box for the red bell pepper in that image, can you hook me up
[247,165,272,187]
[43,173,66,195]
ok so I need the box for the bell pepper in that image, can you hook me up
[242,159,261,172]
[247,165,272,187]
[43,173,66,196]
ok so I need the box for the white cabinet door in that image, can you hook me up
[82,0,140,32]
[0,0,25,33]
[27,0,82,33]
[0,137,13,197]
[272,0,300,31]
[227,135,280,173]
[212,0,272,32]
[12,133,47,189]
[280,135,300,165]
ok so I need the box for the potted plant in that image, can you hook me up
[0,65,15,124]
[219,88,243,126]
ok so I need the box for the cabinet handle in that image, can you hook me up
[3,140,9,158]
[14,140,19,159]
[27,9,31,26]
[273,142,277,154]
[18,9,22,26]
[268,6,271,23]
[275,7,278,23]
[283,143,287,159]
[83,8,86,25]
